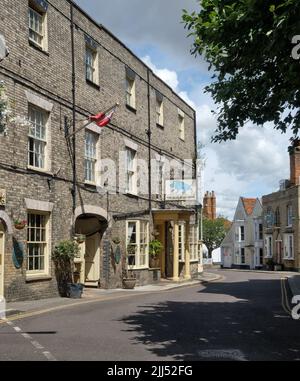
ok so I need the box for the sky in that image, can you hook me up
[75,0,292,219]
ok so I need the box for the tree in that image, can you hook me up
[202,217,230,258]
[182,1,300,142]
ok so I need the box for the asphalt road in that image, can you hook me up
[0,270,299,361]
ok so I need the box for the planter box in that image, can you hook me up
[67,283,84,298]
[123,278,136,289]
[149,257,160,269]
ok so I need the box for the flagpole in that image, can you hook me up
[66,103,119,139]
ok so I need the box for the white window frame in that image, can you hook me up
[28,105,49,171]
[178,223,185,262]
[84,130,99,184]
[284,234,294,260]
[156,97,164,126]
[126,76,136,109]
[26,211,50,277]
[125,147,137,195]
[239,226,245,242]
[189,225,200,262]
[85,45,99,85]
[28,4,47,50]
[126,220,149,269]
[259,223,263,240]
[265,235,273,258]
[240,247,246,264]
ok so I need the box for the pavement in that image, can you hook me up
[0,272,221,323]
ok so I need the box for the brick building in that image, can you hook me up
[262,141,300,272]
[0,0,200,301]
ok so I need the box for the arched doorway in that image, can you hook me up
[74,213,108,287]
[0,221,5,298]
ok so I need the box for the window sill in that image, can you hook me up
[125,191,139,198]
[128,267,149,271]
[126,104,137,114]
[156,123,164,129]
[283,257,294,261]
[26,274,52,283]
[27,166,53,177]
[86,78,100,90]
[179,137,185,142]
[84,180,97,187]
[29,39,49,56]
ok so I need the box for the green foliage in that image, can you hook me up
[52,240,80,289]
[53,240,80,262]
[202,217,230,255]
[149,239,163,258]
[182,0,300,142]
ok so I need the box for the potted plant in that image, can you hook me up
[14,219,27,230]
[149,239,163,268]
[52,240,84,298]
[122,244,137,289]
[266,258,275,271]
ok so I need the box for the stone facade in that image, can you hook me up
[0,0,199,301]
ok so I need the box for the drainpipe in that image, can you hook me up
[70,3,76,214]
[146,69,152,215]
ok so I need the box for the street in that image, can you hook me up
[0,270,300,361]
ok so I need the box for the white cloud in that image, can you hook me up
[75,0,205,71]
[142,55,179,91]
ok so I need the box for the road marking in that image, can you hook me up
[2,319,57,361]
[281,278,291,315]
[31,341,44,350]
[42,351,56,361]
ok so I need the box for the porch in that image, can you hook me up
[152,209,197,282]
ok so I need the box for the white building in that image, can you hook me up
[221,197,263,269]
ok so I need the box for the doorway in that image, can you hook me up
[85,233,100,286]
[0,222,5,298]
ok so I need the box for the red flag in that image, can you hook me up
[90,109,115,128]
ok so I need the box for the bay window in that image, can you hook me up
[126,221,149,269]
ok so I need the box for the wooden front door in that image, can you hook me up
[85,233,100,285]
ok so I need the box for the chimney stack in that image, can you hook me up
[290,140,300,186]
[203,191,217,220]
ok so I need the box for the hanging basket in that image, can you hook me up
[14,223,26,230]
